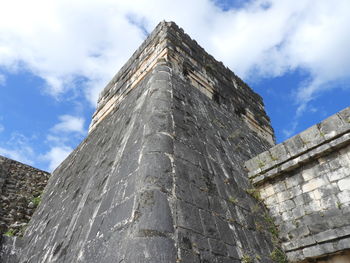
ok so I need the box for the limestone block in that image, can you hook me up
[302,167,316,181]
[338,107,350,124]
[319,114,345,140]
[302,178,327,193]
[299,125,324,149]
[338,177,350,191]
[337,190,350,203]
[284,135,307,157]
[269,143,289,163]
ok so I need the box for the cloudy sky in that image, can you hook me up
[0,0,349,171]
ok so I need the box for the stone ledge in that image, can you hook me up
[245,106,350,185]
[282,226,350,253]
[285,236,350,262]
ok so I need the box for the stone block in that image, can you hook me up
[337,190,350,203]
[257,151,273,170]
[319,114,345,140]
[215,216,235,245]
[301,167,316,182]
[338,107,350,124]
[335,225,350,237]
[138,153,173,192]
[285,175,304,189]
[302,177,327,193]
[176,200,203,234]
[276,190,291,203]
[336,237,350,250]
[299,125,324,149]
[144,112,173,136]
[291,206,305,219]
[290,185,303,197]
[125,237,176,263]
[289,225,310,239]
[134,190,174,235]
[226,245,240,259]
[284,135,307,157]
[286,250,304,262]
[208,238,227,256]
[143,132,174,154]
[269,143,289,163]
[261,184,275,198]
[303,244,323,258]
[178,249,200,263]
[314,229,338,243]
[244,158,259,173]
[338,177,350,191]
[199,210,220,239]
[308,221,330,234]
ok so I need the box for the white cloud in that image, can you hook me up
[0,0,348,110]
[51,115,85,134]
[0,115,85,172]
[0,133,35,165]
[41,146,73,171]
[0,74,5,86]
[0,147,33,165]
[0,124,4,133]
[41,114,86,171]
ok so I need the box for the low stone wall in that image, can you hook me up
[245,106,350,262]
[0,155,50,236]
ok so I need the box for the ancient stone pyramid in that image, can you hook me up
[12,21,279,262]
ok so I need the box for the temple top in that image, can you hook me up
[89,21,274,144]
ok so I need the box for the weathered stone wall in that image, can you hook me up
[0,156,49,263]
[170,63,278,263]
[0,156,49,235]
[246,107,350,262]
[13,22,283,263]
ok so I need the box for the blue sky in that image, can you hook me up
[0,0,349,172]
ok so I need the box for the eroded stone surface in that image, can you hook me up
[246,107,350,262]
[5,22,280,263]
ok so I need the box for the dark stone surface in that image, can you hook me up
[0,236,24,263]
[5,21,277,262]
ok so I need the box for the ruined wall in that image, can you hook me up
[0,156,49,263]
[0,156,49,235]
[12,22,284,263]
[246,107,350,262]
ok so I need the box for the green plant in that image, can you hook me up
[256,254,262,261]
[337,201,342,209]
[271,155,279,161]
[270,248,288,263]
[252,204,260,213]
[255,222,264,232]
[242,254,253,263]
[4,229,15,237]
[258,160,265,168]
[31,196,41,206]
[246,188,262,201]
[18,225,27,237]
[228,218,236,223]
[213,119,225,128]
[228,196,238,204]
[264,213,279,239]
